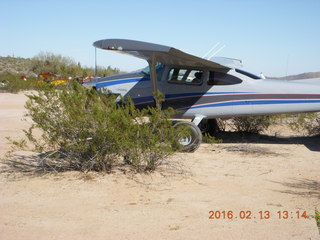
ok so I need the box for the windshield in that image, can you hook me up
[141,65,150,75]
[141,63,165,81]
[141,63,164,75]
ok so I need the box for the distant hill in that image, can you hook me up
[269,72,320,80]
[0,56,35,76]
[0,55,120,77]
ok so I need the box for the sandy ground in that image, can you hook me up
[0,92,319,240]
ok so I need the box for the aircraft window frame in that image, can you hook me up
[208,71,243,85]
[167,68,204,86]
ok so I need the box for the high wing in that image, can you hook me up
[93,39,230,70]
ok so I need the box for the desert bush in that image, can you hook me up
[31,52,120,77]
[0,73,35,93]
[202,133,223,144]
[309,118,320,135]
[31,52,82,77]
[20,82,181,172]
[287,113,320,135]
[230,115,276,134]
[315,208,320,229]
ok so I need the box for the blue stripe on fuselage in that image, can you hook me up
[165,92,251,99]
[185,99,320,110]
[131,92,251,105]
[96,77,149,89]
[132,95,320,109]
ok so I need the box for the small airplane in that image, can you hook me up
[83,39,320,151]
[36,72,68,86]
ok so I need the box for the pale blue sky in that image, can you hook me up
[1,0,319,76]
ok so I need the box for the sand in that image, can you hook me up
[0,92,319,240]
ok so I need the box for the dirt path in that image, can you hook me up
[0,92,319,240]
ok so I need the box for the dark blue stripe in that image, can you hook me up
[165,92,251,99]
[96,77,149,88]
[130,92,255,104]
[187,99,320,110]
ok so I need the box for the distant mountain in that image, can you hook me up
[269,72,320,80]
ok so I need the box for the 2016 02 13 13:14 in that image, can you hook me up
[208,210,308,220]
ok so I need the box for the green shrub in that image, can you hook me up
[202,133,223,144]
[288,113,320,135]
[0,73,35,93]
[218,114,320,136]
[315,208,320,228]
[31,52,119,77]
[20,82,180,172]
[230,115,276,134]
[310,119,320,135]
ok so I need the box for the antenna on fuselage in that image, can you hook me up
[203,42,220,59]
[208,45,225,59]
[203,43,226,60]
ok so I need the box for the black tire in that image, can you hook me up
[174,121,202,152]
[199,119,219,136]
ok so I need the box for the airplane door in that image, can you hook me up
[159,68,208,112]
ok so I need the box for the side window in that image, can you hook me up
[168,68,185,82]
[168,68,203,85]
[208,71,242,85]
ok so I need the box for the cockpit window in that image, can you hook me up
[168,68,203,85]
[208,71,242,85]
[235,68,261,79]
[141,66,150,75]
[141,63,164,81]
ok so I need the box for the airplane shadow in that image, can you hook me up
[215,132,320,152]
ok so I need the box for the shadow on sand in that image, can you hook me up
[215,132,320,152]
[269,178,320,200]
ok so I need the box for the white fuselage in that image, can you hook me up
[87,66,320,120]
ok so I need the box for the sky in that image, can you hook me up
[1,0,320,77]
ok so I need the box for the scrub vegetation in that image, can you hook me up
[229,115,276,134]
[315,208,320,230]
[0,73,37,93]
[0,53,119,93]
[8,82,183,173]
[30,52,119,77]
[286,112,320,135]
[217,113,320,136]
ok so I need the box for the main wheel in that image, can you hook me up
[174,121,202,152]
